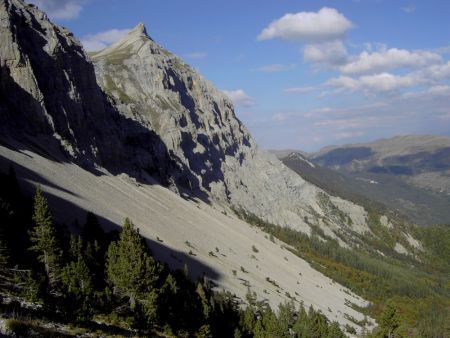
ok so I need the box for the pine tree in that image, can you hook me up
[106,218,160,309]
[69,234,83,260]
[378,301,403,338]
[61,256,94,321]
[0,238,9,269]
[0,198,11,269]
[327,321,345,338]
[29,186,62,288]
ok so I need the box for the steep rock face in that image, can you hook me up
[91,26,371,237]
[0,0,191,188]
[91,24,254,199]
[0,0,120,166]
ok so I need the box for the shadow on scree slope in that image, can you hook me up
[0,153,221,282]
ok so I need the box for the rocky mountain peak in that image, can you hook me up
[121,22,152,43]
[92,22,155,58]
[130,22,148,37]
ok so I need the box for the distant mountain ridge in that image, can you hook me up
[277,135,450,225]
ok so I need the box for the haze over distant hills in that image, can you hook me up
[276,135,450,225]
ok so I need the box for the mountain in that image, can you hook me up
[304,135,450,225]
[88,20,388,244]
[4,0,446,335]
[0,0,380,333]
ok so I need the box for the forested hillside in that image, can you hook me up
[234,210,450,338]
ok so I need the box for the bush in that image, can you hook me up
[5,319,29,336]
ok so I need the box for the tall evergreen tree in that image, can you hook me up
[0,198,11,269]
[106,218,160,309]
[29,186,62,288]
[378,301,403,338]
[61,256,94,321]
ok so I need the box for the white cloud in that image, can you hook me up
[359,73,418,91]
[303,40,348,67]
[185,52,207,59]
[223,89,254,107]
[327,60,450,94]
[81,28,131,52]
[326,76,360,92]
[340,48,441,75]
[255,64,296,73]
[284,86,315,94]
[27,0,86,20]
[400,85,450,100]
[257,7,353,42]
[327,73,418,93]
[402,5,416,13]
[418,61,450,82]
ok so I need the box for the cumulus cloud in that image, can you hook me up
[255,64,296,73]
[340,48,441,75]
[327,61,450,94]
[81,28,131,52]
[326,73,418,93]
[27,0,86,20]
[185,52,207,59]
[223,89,254,107]
[303,40,348,67]
[418,61,450,82]
[257,7,353,42]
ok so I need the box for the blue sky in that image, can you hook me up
[28,0,450,151]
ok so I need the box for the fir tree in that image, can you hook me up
[61,256,94,321]
[0,198,12,269]
[29,186,62,289]
[106,218,160,309]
